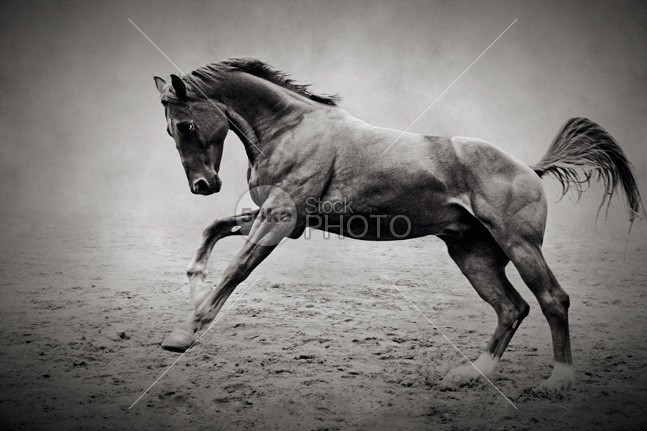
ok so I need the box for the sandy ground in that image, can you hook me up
[0,209,646,430]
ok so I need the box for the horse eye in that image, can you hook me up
[177,122,194,134]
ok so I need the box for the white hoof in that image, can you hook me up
[536,362,575,391]
[440,352,498,389]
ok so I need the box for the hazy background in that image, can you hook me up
[1,0,645,232]
[1,2,646,428]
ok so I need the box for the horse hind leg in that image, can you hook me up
[480,191,574,391]
[440,227,530,389]
[503,238,574,391]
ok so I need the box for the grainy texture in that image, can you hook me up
[1,2,646,428]
[1,212,645,430]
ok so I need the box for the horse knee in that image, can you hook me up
[540,291,569,323]
[204,218,242,240]
[519,300,530,320]
[557,290,570,310]
[499,300,529,328]
[203,218,226,236]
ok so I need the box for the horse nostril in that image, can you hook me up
[193,179,209,194]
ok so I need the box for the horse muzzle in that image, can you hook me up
[190,175,221,195]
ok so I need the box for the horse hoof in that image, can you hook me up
[535,362,575,392]
[439,366,481,390]
[161,327,196,352]
[439,354,498,390]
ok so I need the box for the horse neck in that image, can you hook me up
[219,73,315,161]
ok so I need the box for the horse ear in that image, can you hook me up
[170,74,187,100]
[154,76,166,93]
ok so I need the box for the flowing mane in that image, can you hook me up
[163,58,341,106]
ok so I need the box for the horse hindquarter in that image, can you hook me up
[452,137,575,389]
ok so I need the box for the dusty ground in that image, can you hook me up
[0,209,646,430]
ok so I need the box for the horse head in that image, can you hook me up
[154,74,228,195]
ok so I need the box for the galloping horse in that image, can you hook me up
[153,58,642,391]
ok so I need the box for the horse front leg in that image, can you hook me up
[162,196,294,352]
[186,210,258,308]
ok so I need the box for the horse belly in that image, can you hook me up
[305,200,468,241]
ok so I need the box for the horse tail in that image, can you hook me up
[531,117,644,224]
